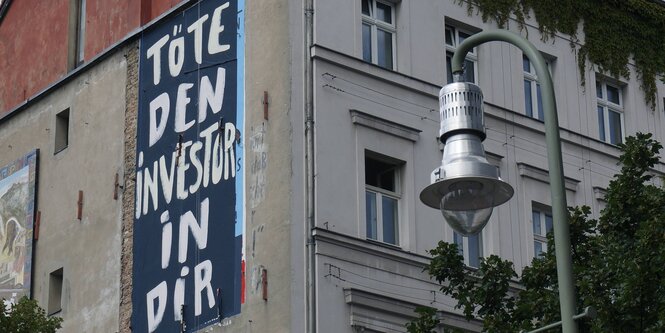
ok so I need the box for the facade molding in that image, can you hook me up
[350,109,422,142]
[517,162,580,191]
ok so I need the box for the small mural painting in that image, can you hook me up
[0,150,37,306]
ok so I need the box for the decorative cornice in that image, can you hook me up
[593,186,607,202]
[350,109,421,142]
[517,162,580,191]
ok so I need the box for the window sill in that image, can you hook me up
[364,237,401,250]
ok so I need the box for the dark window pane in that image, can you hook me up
[598,106,606,142]
[532,210,541,236]
[545,214,553,233]
[365,156,396,191]
[524,80,533,118]
[362,24,372,62]
[377,29,393,69]
[523,55,531,73]
[464,59,475,83]
[536,83,544,120]
[535,241,543,257]
[376,2,391,24]
[458,30,470,44]
[453,232,464,256]
[596,81,603,98]
[609,110,622,144]
[468,234,481,268]
[362,0,371,16]
[446,53,453,84]
[382,196,398,244]
[607,85,620,104]
[366,191,377,240]
[445,26,454,46]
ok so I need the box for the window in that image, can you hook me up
[445,24,476,84]
[596,80,624,145]
[48,268,64,315]
[453,232,483,268]
[365,153,401,245]
[55,108,70,154]
[523,55,544,121]
[68,0,86,70]
[361,0,395,70]
[532,208,553,257]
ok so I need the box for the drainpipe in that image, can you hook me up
[304,0,316,332]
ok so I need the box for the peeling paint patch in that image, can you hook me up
[248,125,267,208]
[250,264,265,295]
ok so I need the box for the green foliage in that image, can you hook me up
[406,306,440,333]
[410,133,665,332]
[456,0,665,109]
[0,297,63,333]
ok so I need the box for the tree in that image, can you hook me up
[0,297,63,333]
[410,133,665,332]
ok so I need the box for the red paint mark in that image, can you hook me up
[34,211,41,240]
[261,268,268,301]
[77,190,83,220]
[240,259,245,304]
[263,91,269,120]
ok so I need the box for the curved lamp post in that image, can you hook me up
[419,29,578,333]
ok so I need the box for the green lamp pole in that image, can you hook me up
[451,30,578,333]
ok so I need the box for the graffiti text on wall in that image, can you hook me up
[132,1,244,332]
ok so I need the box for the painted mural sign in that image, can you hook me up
[0,150,37,305]
[133,0,244,332]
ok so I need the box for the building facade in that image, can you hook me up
[0,0,664,332]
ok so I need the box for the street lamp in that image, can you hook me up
[419,81,513,236]
[419,29,579,333]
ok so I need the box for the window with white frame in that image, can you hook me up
[361,0,396,70]
[532,207,553,258]
[445,24,476,84]
[365,153,401,245]
[523,55,544,121]
[454,232,482,268]
[596,80,624,145]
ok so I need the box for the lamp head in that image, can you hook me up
[420,82,514,236]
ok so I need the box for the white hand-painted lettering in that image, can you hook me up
[176,141,193,200]
[146,35,169,85]
[149,93,170,147]
[168,25,185,77]
[159,153,176,204]
[208,3,231,55]
[198,68,226,123]
[173,266,189,321]
[178,198,209,263]
[143,161,159,215]
[146,281,167,332]
[194,260,215,316]
[186,15,210,65]
[160,211,172,269]
[188,142,204,194]
[174,83,195,133]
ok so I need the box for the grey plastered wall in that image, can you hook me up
[311,0,665,272]
[310,0,665,331]
[0,46,129,332]
[114,1,301,331]
[203,0,299,332]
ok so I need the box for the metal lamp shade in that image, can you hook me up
[420,82,514,236]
